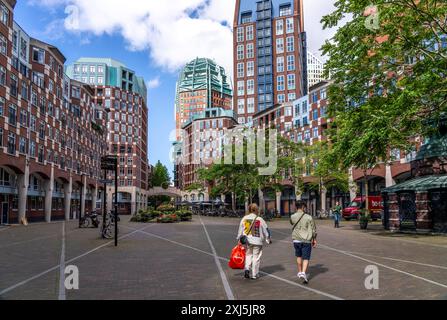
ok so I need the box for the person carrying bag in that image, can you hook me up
[236,204,271,280]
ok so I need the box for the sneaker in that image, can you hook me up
[301,273,309,285]
[297,272,304,279]
[244,270,250,279]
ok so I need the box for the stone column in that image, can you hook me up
[131,190,137,216]
[349,168,357,201]
[385,165,395,188]
[388,193,400,231]
[80,175,87,218]
[107,186,113,214]
[416,191,431,232]
[276,191,282,215]
[44,166,54,223]
[93,184,99,212]
[64,176,72,221]
[17,163,30,223]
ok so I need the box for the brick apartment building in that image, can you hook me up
[233,0,307,125]
[0,0,108,224]
[66,58,149,215]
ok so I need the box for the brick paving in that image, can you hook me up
[0,216,446,300]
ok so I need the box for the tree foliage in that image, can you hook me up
[321,0,447,171]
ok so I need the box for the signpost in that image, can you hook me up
[101,155,119,247]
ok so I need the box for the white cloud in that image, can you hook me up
[147,77,161,90]
[31,0,341,72]
[31,0,236,74]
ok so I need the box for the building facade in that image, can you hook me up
[0,0,108,224]
[307,51,325,90]
[179,108,238,198]
[67,58,149,215]
[233,0,307,124]
[174,57,232,140]
[174,58,234,196]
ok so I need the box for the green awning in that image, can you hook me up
[382,175,447,193]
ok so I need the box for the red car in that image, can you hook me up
[342,196,383,221]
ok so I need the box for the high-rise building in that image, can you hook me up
[307,51,325,89]
[66,58,149,215]
[233,0,307,124]
[174,57,232,140]
[173,58,234,197]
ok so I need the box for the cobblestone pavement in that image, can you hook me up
[0,216,446,300]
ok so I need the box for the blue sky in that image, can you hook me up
[15,0,338,177]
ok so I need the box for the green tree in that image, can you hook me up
[150,161,171,188]
[321,0,447,213]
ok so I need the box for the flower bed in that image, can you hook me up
[131,206,192,223]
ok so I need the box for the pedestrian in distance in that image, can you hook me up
[290,201,317,285]
[237,203,272,280]
[333,201,342,228]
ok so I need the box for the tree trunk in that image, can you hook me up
[364,169,369,213]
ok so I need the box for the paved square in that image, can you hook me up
[1,216,447,300]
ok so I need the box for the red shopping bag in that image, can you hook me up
[229,244,246,269]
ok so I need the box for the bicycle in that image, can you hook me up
[101,212,118,239]
[80,212,100,228]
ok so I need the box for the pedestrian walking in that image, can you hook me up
[333,201,342,228]
[237,204,272,280]
[290,202,317,284]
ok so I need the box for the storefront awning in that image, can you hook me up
[382,175,447,193]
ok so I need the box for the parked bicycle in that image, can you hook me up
[101,211,119,239]
[80,211,100,228]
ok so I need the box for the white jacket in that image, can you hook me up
[237,214,270,246]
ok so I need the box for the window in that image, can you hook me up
[237,27,244,42]
[1,4,9,25]
[277,76,285,91]
[32,72,45,88]
[8,104,17,124]
[19,137,26,154]
[241,12,252,24]
[246,25,254,41]
[0,97,4,116]
[287,55,295,71]
[286,36,294,52]
[89,77,95,84]
[237,81,245,96]
[247,79,255,95]
[246,43,254,59]
[21,81,28,100]
[287,74,296,90]
[98,76,104,84]
[0,34,6,55]
[20,38,27,60]
[90,65,96,73]
[276,38,284,54]
[277,56,284,72]
[237,63,244,78]
[278,94,285,103]
[38,145,44,163]
[288,93,296,102]
[32,48,45,64]
[8,132,17,154]
[320,88,327,100]
[82,65,88,73]
[313,127,319,138]
[237,99,245,114]
[30,115,36,131]
[247,98,255,113]
[247,61,254,77]
[279,4,292,17]
[237,45,244,60]
[10,74,18,97]
[313,109,319,120]
[19,109,27,126]
[276,19,284,35]
[0,128,3,147]
[286,18,294,33]
[0,66,5,86]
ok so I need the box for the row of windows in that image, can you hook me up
[236,25,254,42]
[275,18,294,36]
[74,64,105,74]
[277,74,296,91]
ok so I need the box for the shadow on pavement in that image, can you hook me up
[308,264,329,280]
